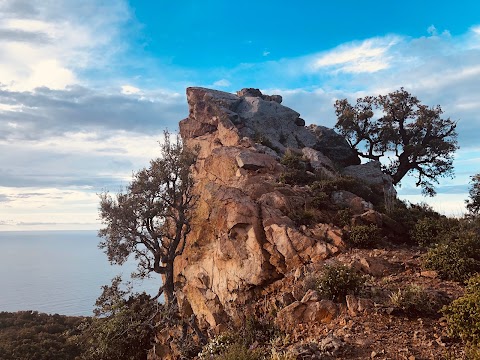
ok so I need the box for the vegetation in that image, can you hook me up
[0,311,84,360]
[98,131,197,304]
[442,274,480,346]
[467,174,480,216]
[335,88,458,196]
[345,224,382,248]
[411,216,460,247]
[74,277,159,360]
[316,264,365,302]
[423,230,480,282]
[388,284,440,315]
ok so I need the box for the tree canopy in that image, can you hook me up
[334,88,458,196]
[466,174,480,216]
[98,131,197,303]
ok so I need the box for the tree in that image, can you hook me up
[466,174,480,216]
[98,131,197,304]
[334,88,458,196]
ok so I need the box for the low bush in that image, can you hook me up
[423,232,480,282]
[316,264,365,302]
[389,284,439,315]
[213,343,264,360]
[411,216,460,247]
[345,224,382,248]
[442,274,480,346]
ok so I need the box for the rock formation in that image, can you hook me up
[175,87,393,331]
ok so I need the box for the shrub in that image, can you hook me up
[387,200,441,243]
[198,334,235,359]
[316,264,365,302]
[213,343,264,360]
[411,216,460,247]
[279,151,314,186]
[288,208,317,226]
[333,208,353,227]
[423,232,480,282]
[346,224,382,248]
[442,274,480,346]
[388,285,439,315]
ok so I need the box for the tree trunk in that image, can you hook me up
[163,261,175,305]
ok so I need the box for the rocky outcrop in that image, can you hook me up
[175,87,388,330]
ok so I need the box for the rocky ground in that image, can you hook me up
[254,246,466,360]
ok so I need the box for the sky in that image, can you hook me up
[0,0,479,231]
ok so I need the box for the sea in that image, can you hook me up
[0,231,160,316]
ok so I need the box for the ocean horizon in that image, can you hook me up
[0,230,160,316]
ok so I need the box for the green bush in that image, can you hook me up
[387,200,442,243]
[213,343,264,360]
[279,151,314,186]
[389,285,439,315]
[411,216,460,247]
[346,224,382,248]
[442,274,480,346]
[288,208,317,226]
[316,264,365,302]
[423,232,480,282]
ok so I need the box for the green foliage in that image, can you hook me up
[345,224,382,248]
[423,231,480,282]
[213,343,264,360]
[388,285,439,315]
[98,131,197,303]
[0,311,84,360]
[387,200,443,244]
[279,150,314,186]
[467,174,480,217]
[442,274,480,346]
[332,208,353,227]
[75,277,159,360]
[288,208,317,226]
[316,264,365,302]
[335,88,458,196]
[411,216,461,247]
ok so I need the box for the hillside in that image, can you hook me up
[149,88,478,359]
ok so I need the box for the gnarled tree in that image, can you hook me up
[334,88,458,196]
[98,131,197,304]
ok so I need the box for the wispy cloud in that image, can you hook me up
[310,37,399,74]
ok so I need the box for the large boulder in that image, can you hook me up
[174,87,374,330]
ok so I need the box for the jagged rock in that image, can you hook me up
[175,87,383,331]
[346,294,375,316]
[275,290,337,332]
[308,124,360,166]
[343,160,396,196]
[331,190,374,215]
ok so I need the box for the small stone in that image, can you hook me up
[420,270,438,278]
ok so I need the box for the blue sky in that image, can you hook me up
[0,0,479,230]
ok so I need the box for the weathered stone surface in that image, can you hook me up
[331,190,374,215]
[174,87,386,331]
[235,150,277,170]
[343,160,396,196]
[308,124,360,166]
[275,290,337,332]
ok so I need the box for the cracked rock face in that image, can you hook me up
[175,88,362,330]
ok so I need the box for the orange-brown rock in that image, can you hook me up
[275,289,337,332]
[175,87,366,330]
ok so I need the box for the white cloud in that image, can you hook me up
[311,37,399,73]
[213,79,231,87]
[0,1,132,91]
[121,85,141,94]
